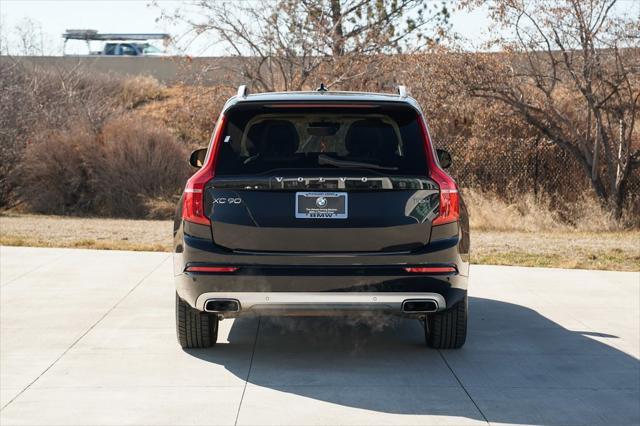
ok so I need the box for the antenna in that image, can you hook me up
[397,85,407,98]
[317,83,328,92]
[237,85,248,98]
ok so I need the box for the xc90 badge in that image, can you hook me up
[213,197,242,204]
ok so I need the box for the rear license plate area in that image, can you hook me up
[295,192,348,219]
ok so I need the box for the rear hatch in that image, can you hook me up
[205,104,439,253]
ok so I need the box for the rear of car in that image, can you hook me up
[174,88,470,349]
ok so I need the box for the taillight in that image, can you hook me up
[430,166,460,225]
[185,266,239,273]
[182,115,227,226]
[418,117,460,226]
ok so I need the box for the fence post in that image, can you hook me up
[533,137,540,200]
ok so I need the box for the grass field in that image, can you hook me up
[1,214,638,271]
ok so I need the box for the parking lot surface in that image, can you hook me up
[1,246,638,425]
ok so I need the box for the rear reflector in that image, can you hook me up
[185,266,239,273]
[404,266,457,274]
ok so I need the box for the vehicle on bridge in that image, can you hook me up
[62,29,170,56]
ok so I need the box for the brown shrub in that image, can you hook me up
[17,127,97,214]
[118,75,167,109]
[92,118,190,217]
[0,64,124,207]
[15,117,190,219]
[143,196,181,220]
[0,63,33,207]
[134,85,234,148]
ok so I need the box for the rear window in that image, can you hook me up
[215,107,428,176]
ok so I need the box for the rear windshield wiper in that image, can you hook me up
[318,154,398,171]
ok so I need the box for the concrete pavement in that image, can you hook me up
[1,246,638,425]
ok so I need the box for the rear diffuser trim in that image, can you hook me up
[196,292,446,313]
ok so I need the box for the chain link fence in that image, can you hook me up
[439,137,640,211]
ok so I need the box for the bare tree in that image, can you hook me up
[455,0,639,217]
[1,18,50,56]
[161,0,449,91]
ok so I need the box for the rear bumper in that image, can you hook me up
[174,221,469,316]
[176,266,467,313]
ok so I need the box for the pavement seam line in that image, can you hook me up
[0,251,66,288]
[0,253,171,411]
[235,316,261,426]
[438,349,490,425]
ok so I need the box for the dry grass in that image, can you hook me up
[1,213,638,271]
[0,214,171,252]
[472,231,639,271]
[464,188,639,270]
[464,188,637,231]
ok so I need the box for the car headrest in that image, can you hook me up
[245,122,266,156]
[246,120,299,158]
[345,120,399,159]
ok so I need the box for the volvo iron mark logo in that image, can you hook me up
[316,196,327,207]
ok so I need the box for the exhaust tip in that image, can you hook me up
[402,299,438,313]
[204,299,240,313]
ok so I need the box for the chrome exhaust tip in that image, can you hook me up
[204,299,240,313]
[402,299,439,313]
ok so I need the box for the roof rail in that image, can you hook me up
[237,85,248,98]
[397,85,408,98]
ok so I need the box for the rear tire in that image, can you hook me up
[425,296,467,349]
[175,293,218,348]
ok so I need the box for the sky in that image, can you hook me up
[0,0,637,56]
[0,0,496,56]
